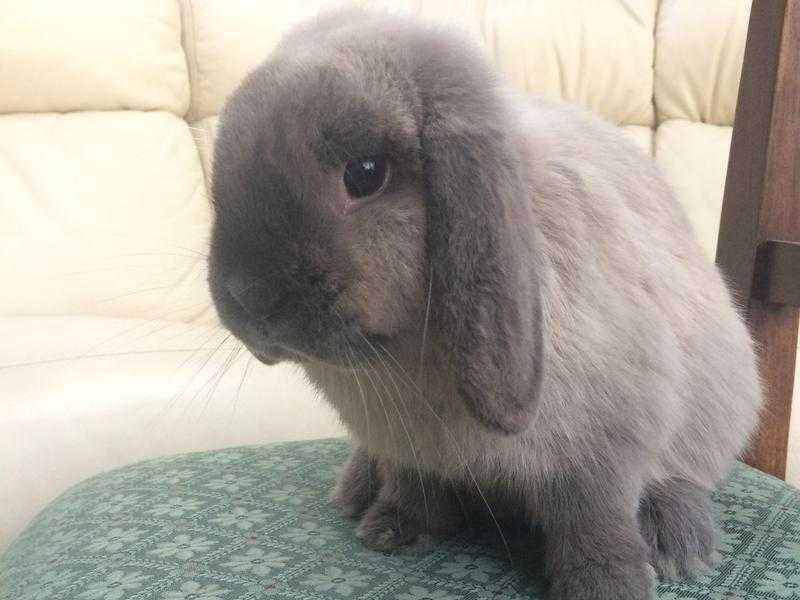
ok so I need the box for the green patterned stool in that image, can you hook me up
[2,439,800,599]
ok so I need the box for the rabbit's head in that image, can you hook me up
[208,11,543,433]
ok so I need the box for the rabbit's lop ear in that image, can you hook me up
[420,63,544,435]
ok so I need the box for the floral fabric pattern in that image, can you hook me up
[149,534,216,560]
[221,547,290,577]
[79,571,149,600]
[1,438,799,599]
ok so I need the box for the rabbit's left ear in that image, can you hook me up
[421,87,545,435]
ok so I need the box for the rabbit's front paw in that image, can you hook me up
[329,447,379,518]
[354,500,432,553]
[549,559,656,600]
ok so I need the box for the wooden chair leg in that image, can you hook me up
[716,1,800,479]
[743,304,799,477]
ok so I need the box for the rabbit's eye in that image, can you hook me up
[343,156,389,198]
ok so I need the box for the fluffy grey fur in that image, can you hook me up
[207,10,762,600]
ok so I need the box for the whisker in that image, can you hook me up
[231,353,255,418]
[418,263,434,385]
[94,262,208,305]
[141,328,229,428]
[41,263,198,278]
[337,336,400,476]
[333,310,374,450]
[372,339,515,571]
[154,317,221,345]
[160,243,210,259]
[343,343,373,499]
[348,344,400,475]
[113,319,186,348]
[358,334,431,532]
[100,251,207,260]
[97,283,195,303]
[0,348,212,370]
[76,319,165,357]
[63,297,214,361]
[186,337,237,411]
[171,332,233,413]
[197,343,243,420]
[355,350,407,537]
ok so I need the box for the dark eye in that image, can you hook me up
[343,156,389,198]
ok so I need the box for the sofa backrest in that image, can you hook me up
[0,0,751,323]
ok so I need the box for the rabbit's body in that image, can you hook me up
[306,94,759,492]
[208,11,761,600]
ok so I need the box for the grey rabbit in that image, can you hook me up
[207,9,762,600]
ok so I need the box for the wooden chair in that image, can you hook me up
[717,0,800,480]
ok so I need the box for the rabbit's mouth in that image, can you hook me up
[248,328,390,369]
[245,344,296,366]
[218,298,382,369]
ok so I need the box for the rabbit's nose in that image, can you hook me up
[226,272,279,320]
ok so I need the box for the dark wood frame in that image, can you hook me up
[716,0,800,479]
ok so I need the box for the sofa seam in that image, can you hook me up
[176,0,213,187]
[178,0,201,123]
[651,0,663,157]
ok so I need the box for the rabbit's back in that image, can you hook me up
[518,95,761,487]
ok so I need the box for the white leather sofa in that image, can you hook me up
[1,0,797,553]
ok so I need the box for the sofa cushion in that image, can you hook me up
[654,0,751,125]
[0,111,211,322]
[0,0,189,115]
[185,0,657,125]
[2,438,799,599]
[654,120,734,259]
[0,317,344,554]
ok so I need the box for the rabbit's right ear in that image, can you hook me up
[418,52,545,435]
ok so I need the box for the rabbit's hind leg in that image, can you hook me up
[639,479,720,579]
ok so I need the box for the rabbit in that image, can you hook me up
[207,9,762,600]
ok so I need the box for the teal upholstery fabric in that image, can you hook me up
[1,438,799,599]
